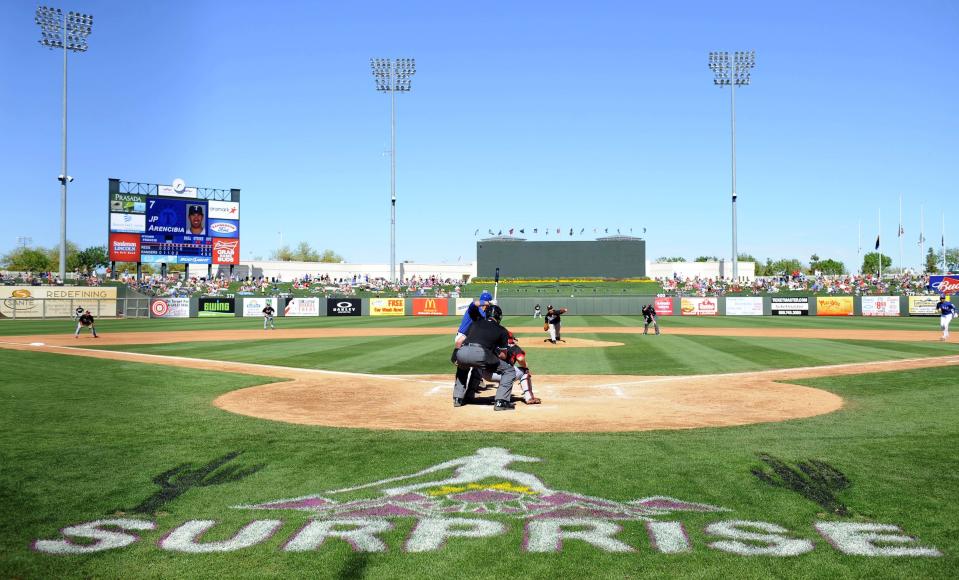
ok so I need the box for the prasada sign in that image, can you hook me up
[33,448,941,558]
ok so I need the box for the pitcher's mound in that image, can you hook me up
[517,337,624,348]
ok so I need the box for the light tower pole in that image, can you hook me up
[35,6,93,282]
[709,50,754,281]
[371,58,415,283]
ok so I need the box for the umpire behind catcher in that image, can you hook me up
[452,305,517,411]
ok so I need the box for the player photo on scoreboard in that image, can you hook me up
[186,204,206,236]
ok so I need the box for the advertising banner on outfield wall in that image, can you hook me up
[725,297,764,316]
[455,298,474,315]
[771,297,809,316]
[908,295,941,316]
[680,297,718,316]
[0,286,118,318]
[413,298,449,316]
[862,296,901,317]
[927,275,959,295]
[816,296,854,316]
[327,298,361,316]
[284,297,320,317]
[198,297,235,317]
[653,297,674,315]
[150,297,190,318]
[371,298,405,316]
[242,297,279,317]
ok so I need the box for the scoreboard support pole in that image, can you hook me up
[184,264,190,279]
[136,262,141,281]
[208,264,212,279]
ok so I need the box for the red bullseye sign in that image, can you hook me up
[150,300,169,317]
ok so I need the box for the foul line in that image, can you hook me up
[0,341,441,385]
[587,354,959,390]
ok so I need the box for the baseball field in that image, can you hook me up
[2,314,958,578]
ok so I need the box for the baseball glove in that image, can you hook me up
[543,323,549,331]
[526,397,542,404]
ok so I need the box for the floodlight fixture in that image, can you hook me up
[370,57,416,283]
[34,5,94,281]
[708,50,756,281]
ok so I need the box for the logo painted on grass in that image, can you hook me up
[32,448,942,557]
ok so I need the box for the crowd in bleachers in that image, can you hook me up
[661,272,939,297]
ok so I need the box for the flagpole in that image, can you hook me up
[920,205,924,272]
[942,213,946,273]
[878,208,882,279]
[898,194,903,274]
[858,220,862,263]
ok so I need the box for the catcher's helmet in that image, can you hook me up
[487,304,503,322]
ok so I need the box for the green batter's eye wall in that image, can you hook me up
[476,237,647,279]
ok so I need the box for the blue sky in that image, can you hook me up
[1,0,956,271]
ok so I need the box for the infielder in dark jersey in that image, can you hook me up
[74,311,98,338]
[262,304,276,330]
[642,304,660,335]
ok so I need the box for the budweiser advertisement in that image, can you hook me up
[928,276,959,295]
[108,233,141,262]
[212,238,239,265]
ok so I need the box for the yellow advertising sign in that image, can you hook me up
[816,296,854,316]
[370,298,405,316]
[0,286,118,318]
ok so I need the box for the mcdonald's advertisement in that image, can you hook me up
[412,298,449,316]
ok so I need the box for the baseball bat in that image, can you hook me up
[494,267,500,303]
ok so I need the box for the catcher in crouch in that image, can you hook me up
[481,330,542,404]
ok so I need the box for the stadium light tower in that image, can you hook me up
[709,50,755,281]
[35,6,94,282]
[371,58,415,283]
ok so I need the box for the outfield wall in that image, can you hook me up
[131,295,939,319]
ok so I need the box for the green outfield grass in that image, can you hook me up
[1,349,956,578]
[0,313,948,337]
[88,333,958,377]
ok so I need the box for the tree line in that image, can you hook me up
[1,242,107,274]
[656,250,959,276]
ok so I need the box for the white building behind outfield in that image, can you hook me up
[645,260,756,281]
[224,261,478,282]
[218,259,753,282]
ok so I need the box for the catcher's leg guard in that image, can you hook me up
[518,367,540,403]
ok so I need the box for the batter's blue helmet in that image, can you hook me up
[480,291,493,303]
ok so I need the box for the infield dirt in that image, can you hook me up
[2,326,957,433]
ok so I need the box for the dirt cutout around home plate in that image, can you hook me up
[2,326,957,432]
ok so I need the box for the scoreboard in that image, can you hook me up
[107,181,240,266]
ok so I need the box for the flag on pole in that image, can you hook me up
[474,229,479,236]
[509,228,513,235]
[898,225,904,237]
[533,228,538,234]
[875,235,880,250]
[488,229,494,235]
[519,228,525,234]
[497,230,502,236]
[580,228,584,234]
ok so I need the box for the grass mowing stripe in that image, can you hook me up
[87,333,959,377]
[2,349,957,578]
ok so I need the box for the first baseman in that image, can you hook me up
[74,311,98,339]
